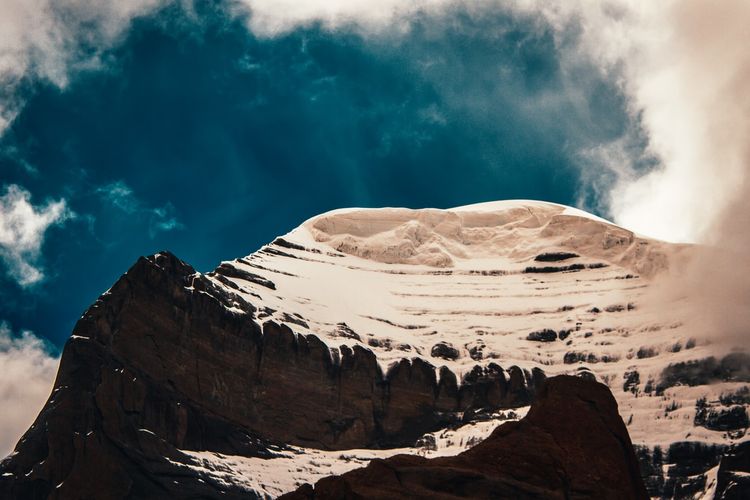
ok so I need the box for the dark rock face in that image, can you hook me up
[534,251,579,262]
[635,444,665,496]
[0,253,273,500]
[430,341,460,360]
[564,351,619,364]
[526,328,557,342]
[213,261,276,289]
[635,441,750,499]
[663,442,724,498]
[720,386,750,405]
[695,405,749,432]
[658,354,750,393]
[0,252,543,499]
[282,376,649,500]
[716,441,750,499]
[623,369,641,393]
[524,263,586,273]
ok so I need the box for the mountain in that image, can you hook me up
[1,200,748,499]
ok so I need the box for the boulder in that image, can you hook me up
[430,341,460,360]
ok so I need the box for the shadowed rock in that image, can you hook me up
[534,251,579,262]
[716,441,750,499]
[282,376,649,500]
[430,341,460,360]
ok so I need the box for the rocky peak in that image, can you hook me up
[0,249,544,499]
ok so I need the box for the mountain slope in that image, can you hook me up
[1,200,748,499]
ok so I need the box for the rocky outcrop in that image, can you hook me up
[716,441,750,499]
[282,376,648,499]
[657,354,750,394]
[526,328,557,342]
[430,341,459,360]
[0,252,543,499]
[634,441,750,499]
[534,251,579,262]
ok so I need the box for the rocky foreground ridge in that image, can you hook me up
[283,375,648,499]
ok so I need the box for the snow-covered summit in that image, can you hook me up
[3,200,746,500]
[286,200,673,274]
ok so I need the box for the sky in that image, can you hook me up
[1,0,748,455]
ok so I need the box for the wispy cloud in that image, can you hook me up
[97,180,184,237]
[96,181,139,213]
[148,205,183,237]
[0,0,166,134]
[0,321,59,458]
[0,185,73,286]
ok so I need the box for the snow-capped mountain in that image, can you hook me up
[1,201,747,499]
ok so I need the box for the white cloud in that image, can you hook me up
[562,0,750,243]
[235,0,459,37]
[0,185,73,286]
[0,322,59,458]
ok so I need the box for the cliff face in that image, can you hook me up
[282,375,648,500]
[0,252,542,499]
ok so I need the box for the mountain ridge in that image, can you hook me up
[1,200,748,498]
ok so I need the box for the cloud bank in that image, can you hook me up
[574,0,750,244]
[614,1,750,349]
[0,322,59,458]
[0,185,73,286]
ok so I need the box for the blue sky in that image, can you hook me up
[0,1,638,349]
[1,0,748,353]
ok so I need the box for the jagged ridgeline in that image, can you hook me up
[1,201,748,499]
